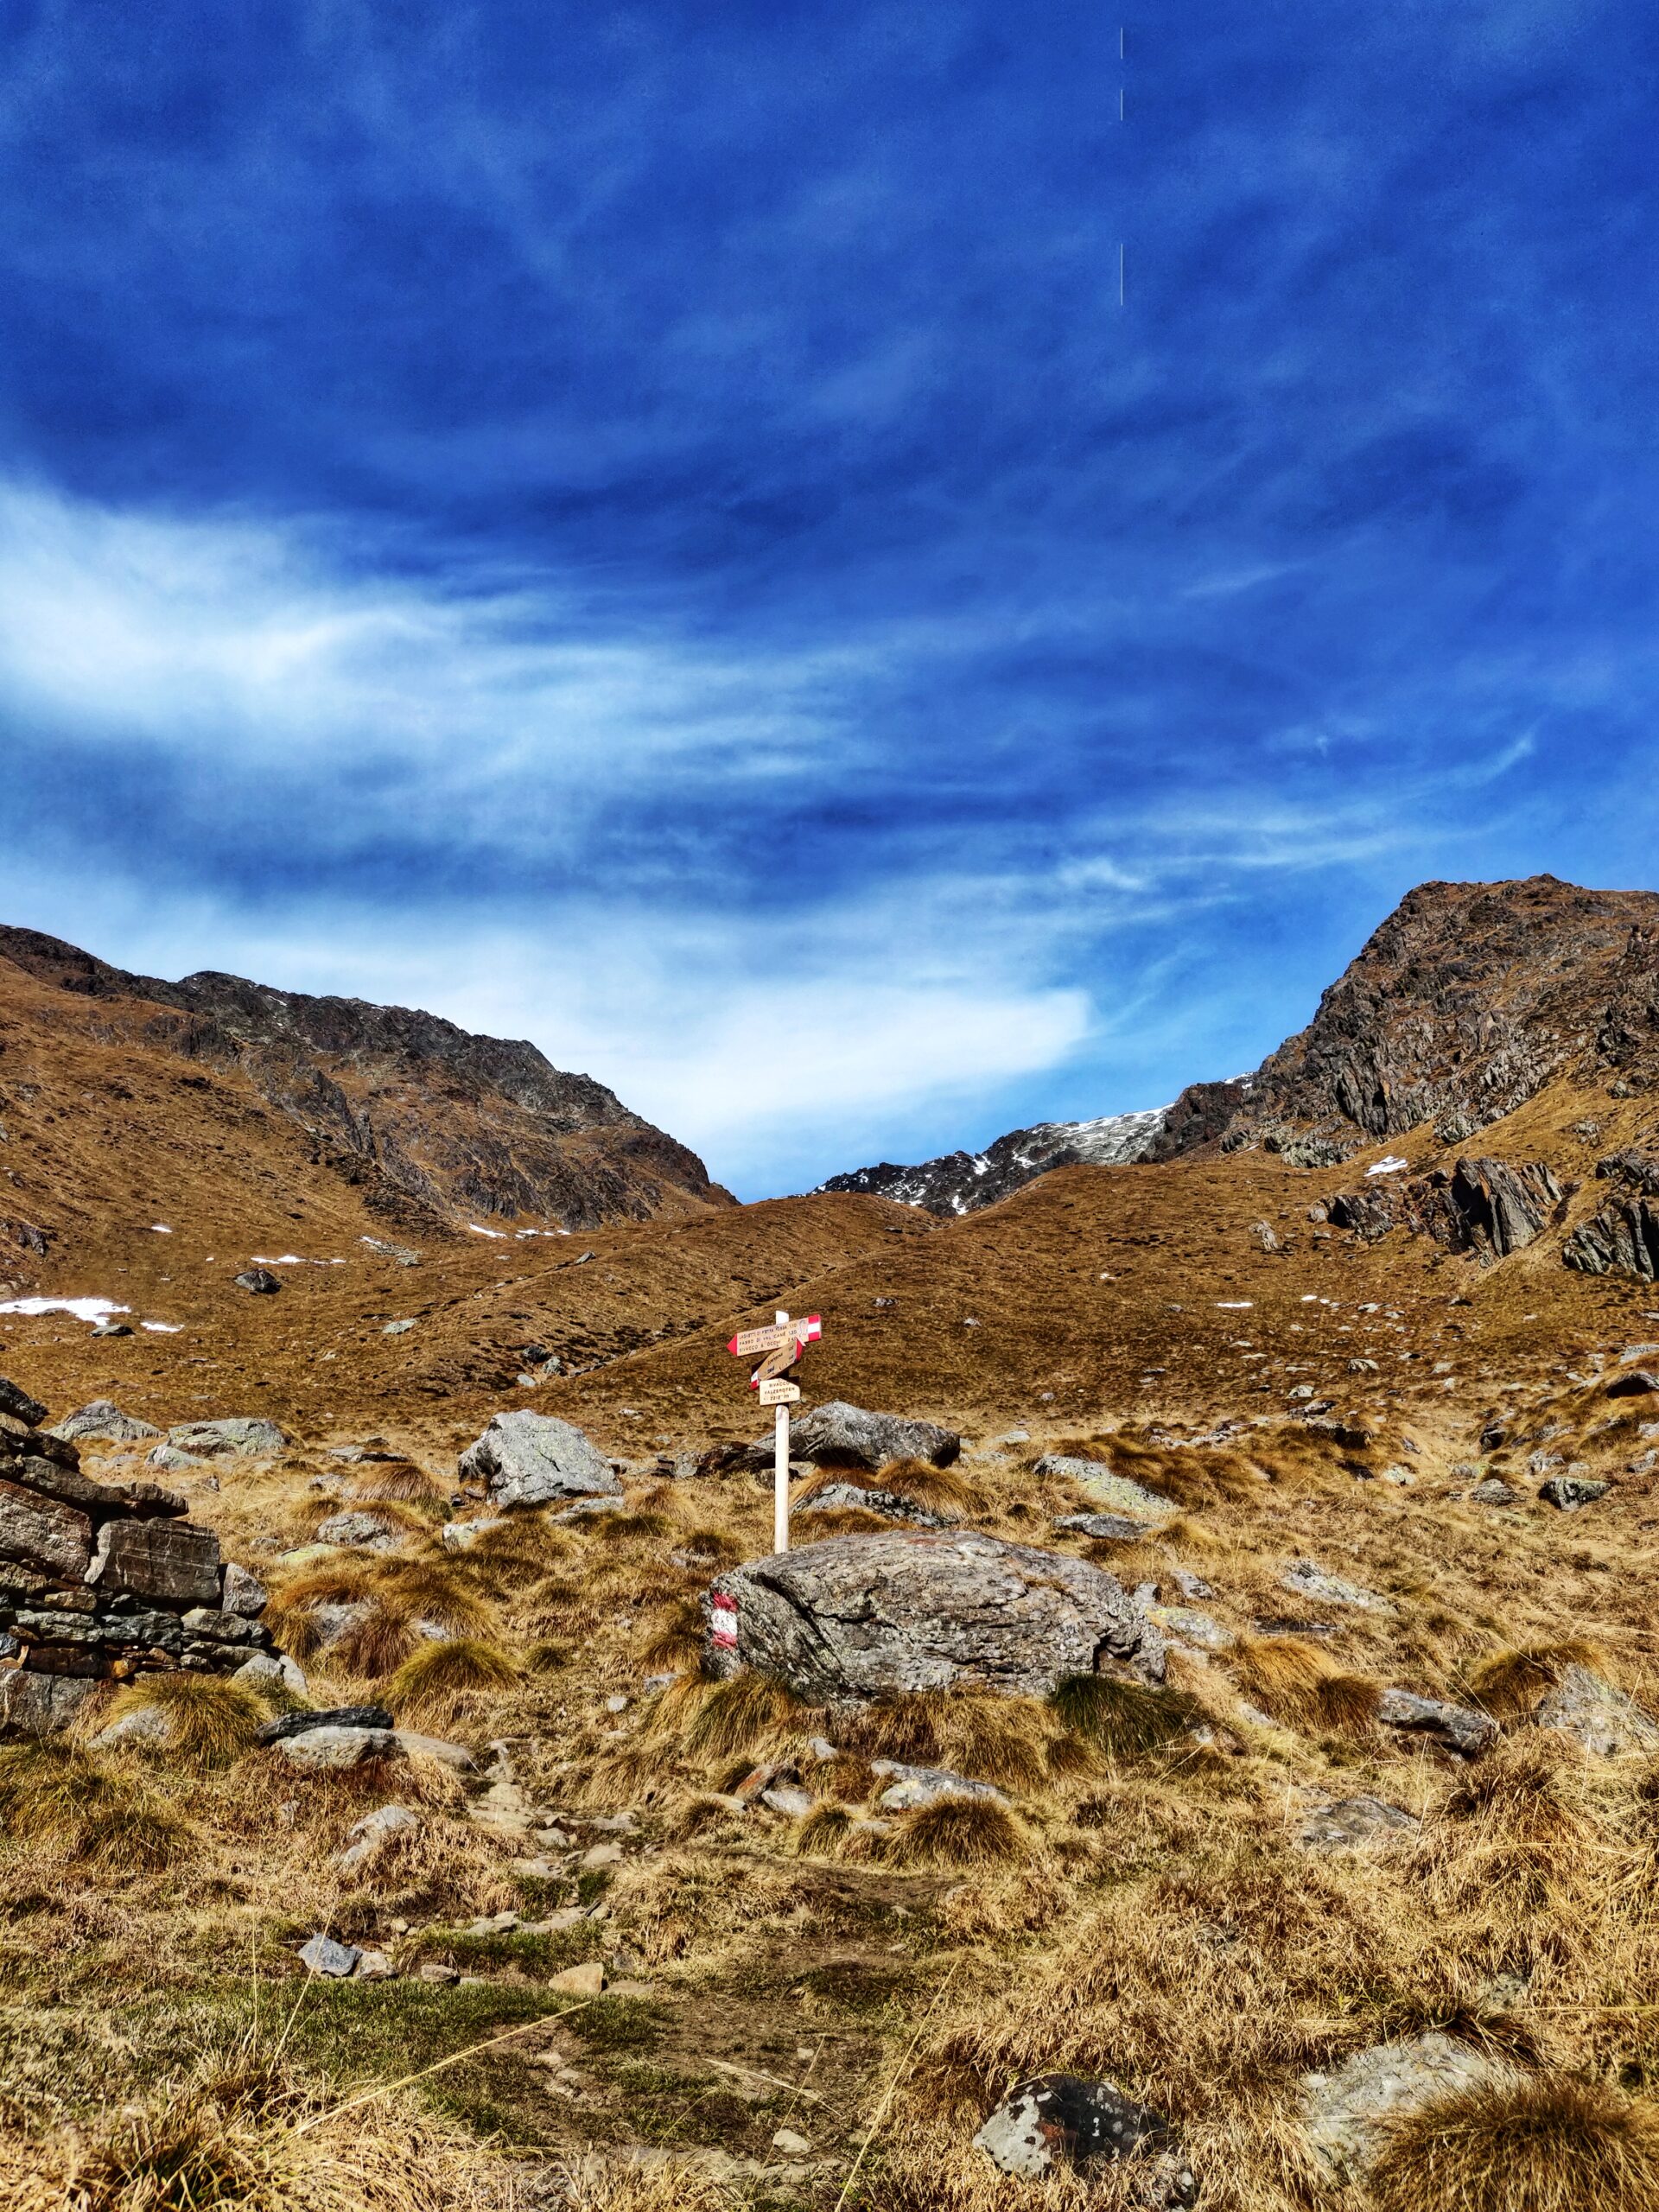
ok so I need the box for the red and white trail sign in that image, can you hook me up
[727,1310,821,1552]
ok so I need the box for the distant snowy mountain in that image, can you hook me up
[817,1106,1168,1216]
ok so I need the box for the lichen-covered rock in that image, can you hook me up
[0,1669,97,1737]
[49,1401,162,1445]
[747,1402,961,1473]
[1299,1796,1419,1849]
[1530,1664,1659,1756]
[220,1562,268,1616]
[1301,2032,1518,2182]
[704,1529,1164,1702]
[276,1724,400,1770]
[795,1481,953,1529]
[458,1411,620,1508]
[974,2075,1197,2206]
[872,1759,1008,1811]
[1539,1475,1610,1510]
[1376,1687,1497,1758]
[1036,1457,1175,1524]
[1281,1559,1389,1611]
[167,1418,287,1459]
[315,1510,401,1552]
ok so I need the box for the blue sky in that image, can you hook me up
[3,1,1656,1198]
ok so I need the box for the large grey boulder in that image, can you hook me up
[458,1411,620,1509]
[703,1529,1164,1702]
[167,1417,287,1459]
[48,1401,162,1446]
[748,1402,960,1472]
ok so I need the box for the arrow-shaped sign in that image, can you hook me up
[728,1313,821,1357]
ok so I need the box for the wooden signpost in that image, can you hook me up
[727,1311,821,1552]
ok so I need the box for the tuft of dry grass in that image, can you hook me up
[1049,1674,1206,1763]
[54,2050,512,2212]
[0,1741,188,1868]
[1465,1640,1608,1721]
[1368,2073,1659,2212]
[101,1673,271,1764]
[1232,1633,1381,1732]
[640,1597,705,1671]
[836,1688,1056,1793]
[555,2154,734,2211]
[382,1636,520,1718]
[882,1795,1027,1867]
[646,1670,802,1765]
[347,1463,445,1506]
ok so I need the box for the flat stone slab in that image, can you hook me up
[1302,2033,1517,2183]
[871,1758,1008,1811]
[166,1418,287,1459]
[1531,1664,1659,1756]
[704,1529,1164,1702]
[1037,1458,1176,1524]
[1300,1796,1420,1850]
[0,1477,93,1581]
[276,1725,401,1770]
[49,1401,162,1445]
[86,1516,221,1607]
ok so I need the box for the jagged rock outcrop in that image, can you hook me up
[458,1411,620,1509]
[1327,1156,1562,1259]
[737,1402,961,1474]
[818,1109,1166,1217]
[0,924,733,1230]
[1,1385,273,1732]
[1158,876,1659,1158]
[1563,1153,1659,1277]
[702,1529,1165,1701]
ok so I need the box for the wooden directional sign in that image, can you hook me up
[728,1313,821,1359]
[757,1377,800,1405]
[751,1341,799,1386]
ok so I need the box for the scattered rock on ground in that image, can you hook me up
[232,1650,307,1694]
[551,1961,606,1996]
[258,1706,395,1745]
[795,1480,956,1529]
[0,1378,48,1428]
[745,1402,961,1473]
[1470,1478,1518,1506]
[1053,1511,1149,1541]
[1529,1663,1659,1756]
[167,1418,287,1459]
[1281,1559,1389,1611]
[1299,1796,1419,1849]
[1037,1457,1176,1525]
[48,1401,162,1445]
[974,2074,1197,2207]
[276,1725,401,1770]
[315,1510,401,1552]
[705,1529,1164,1701]
[439,1516,506,1552]
[299,1933,360,1977]
[872,1759,1009,1810]
[458,1411,621,1509]
[1540,1475,1609,1510]
[234,1268,283,1295]
[1376,1688,1497,1758]
[1301,2031,1518,2182]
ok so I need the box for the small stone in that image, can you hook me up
[299,1933,360,1977]
[603,1693,629,1714]
[334,1802,421,1872]
[439,1516,506,1552]
[581,1840,624,1870]
[1302,2032,1517,2183]
[1531,1664,1659,1757]
[871,1758,1008,1811]
[760,1783,816,1817]
[315,1510,400,1552]
[1281,1560,1388,1611]
[418,1961,460,1984]
[772,2128,811,2156]
[381,1319,416,1336]
[234,1268,282,1294]
[974,2074,1194,2205]
[1470,1479,1518,1506]
[550,1961,606,1996]
[258,1706,395,1745]
[48,1400,160,1444]
[167,1417,286,1459]
[1300,1796,1419,1850]
[353,1948,397,1980]
[232,1650,307,1694]
[1540,1476,1610,1511]
[1052,1511,1152,1542]
[91,1705,175,1751]
[392,1730,476,1771]
[276,1726,400,1770]
[1376,1688,1496,1758]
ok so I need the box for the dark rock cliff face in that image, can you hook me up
[1327,1157,1565,1261]
[1160,876,1659,1159]
[0,925,732,1230]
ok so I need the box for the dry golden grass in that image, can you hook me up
[881,1796,1027,1867]
[0,1741,190,1869]
[1465,1639,1608,1719]
[346,1463,446,1506]
[1232,1633,1382,1732]
[645,1670,802,1766]
[554,2155,732,2211]
[835,1688,1058,1793]
[99,1673,273,1764]
[46,2050,513,2212]
[1048,1674,1207,1764]
[1368,2074,1659,2212]
[382,1637,520,1719]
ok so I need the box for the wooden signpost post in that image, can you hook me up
[727,1311,821,1552]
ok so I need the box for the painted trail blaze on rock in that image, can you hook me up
[702,1529,1164,1702]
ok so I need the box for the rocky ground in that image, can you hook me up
[4,882,1659,2210]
